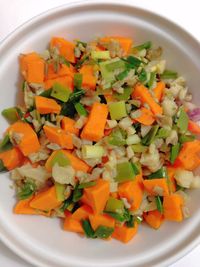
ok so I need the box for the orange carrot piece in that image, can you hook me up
[61,117,79,135]
[100,36,133,55]
[19,52,42,80]
[0,148,23,170]
[112,223,138,243]
[118,173,143,211]
[188,120,200,134]
[167,167,176,193]
[82,74,97,90]
[79,65,95,76]
[80,192,91,206]
[134,107,155,126]
[81,102,108,142]
[35,96,61,114]
[84,179,110,214]
[45,63,75,80]
[26,59,45,83]
[175,140,200,170]
[153,81,165,102]
[143,178,169,196]
[43,125,73,149]
[44,75,74,90]
[71,205,93,221]
[163,194,184,222]
[89,214,115,231]
[8,121,40,156]
[30,186,61,211]
[63,150,90,172]
[132,83,163,115]
[63,213,84,233]
[50,37,76,63]
[143,210,164,229]
[104,94,115,103]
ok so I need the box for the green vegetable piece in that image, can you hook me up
[109,101,127,120]
[131,162,140,175]
[0,159,7,172]
[116,69,129,81]
[155,196,163,214]
[114,87,132,101]
[177,107,189,132]
[60,198,73,212]
[135,215,143,224]
[74,73,83,89]
[170,143,181,164]
[55,182,65,201]
[72,184,83,202]
[107,128,126,146]
[148,167,167,179]
[82,145,104,159]
[115,162,136,183]
[123,56,142,69]
[105,197,124,214]
[58,55,70,67]
[0,134,13,152]
[105,59,126,72]
[50,151,70,167]
[131,144,148,153]
[134,41,152,51]
[126,215,135,228]
[78,181,96,189]
[156,128,170,139]
[95,226,114,239]
[39,88,52,98]
[74,103,88,116]
[75,55,89,69]
[104,211,125,222]
[142,125,159,145]
[138,69,147,83]
[99,59,125,83]
[147,72,156,89]
[17,180,36,200]
[160,70,178,79]
[82,219,95,238]
[179,134,195,143]
[51,83,71,102]
[91,51,111,60]
[1,107,19,123]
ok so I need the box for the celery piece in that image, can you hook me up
[134,41,152,51]
[115,162,136,183]
[105,59,125,72]
[99,59,126,83]
[114,87,132,101]
[179,134,195,143]
[0,159,7,172]
[82,145,104,159]
[95,226,114,239]
[147,72,156,88]
[74,73,83,89]
[1,107,19,123]
[142,125,159,145]
[50,151,70,167]
[177,107,189,132]
[131,144,148,153]
[170,143,181,164]
[138,69,147,83]
[107,128,126,146]
[156,128,170,139]
[74,103,88,116]
[105,197,124,214]
[148,167,167,179]
[155,196,163,213]
[160,70,178,80]
[55,182,65,201]
[39,88,52,98]
[109,101,127,120]
[0,134,13,152]
[51,83,71,102]
[91,51,111,60]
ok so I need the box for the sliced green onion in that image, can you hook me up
[177,107,189,133]
[170,143,181,164]
[95,226,114,239]
[155,196,163,213]
[1,107,19,123]
[104,211,125,222]
[82,219,95,238]
[0,134,13,152]
[0,159,7,172]
[116,69,129,81]
[74,103,88,116]
[58,55,70,67]
[17,180,36,200]
[131,162,140,175]
[179,134,195,143]
[72,184,83,202]
[115,162,136,183]
[123,56,142,69]
[134,41,152,51]
[156,128,170,139]
[138,69,147,82]
[148,167,167,179]
[39,88,52,98]
[91,51,111,60]
[105,197,124,214]
[147,72,156,88]
[55,183,65,201]
[60,198,73,212]
[78,181,96,189]
[74,73,83,89]
[82,145,104,159]
[75,55,89,69]
[109,101,127,120]
[126,215,135,228]
[50,151,70,168]
[51,83,71,102]
[160,70,178,80]
[142,125,159,145]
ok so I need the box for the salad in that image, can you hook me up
[0,36,200,243]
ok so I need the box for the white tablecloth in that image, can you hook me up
[0,0,199,266]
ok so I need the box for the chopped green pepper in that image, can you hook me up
[148,167,167,179]
[105,197,124,214]
[1,107,19,123]
[51,83,71,102]
[95,226,114,239]
[39,88,52,98]
[115,162,136,183]
[109,101,127,120]
[170,143,181,164]
[107,128,126,146]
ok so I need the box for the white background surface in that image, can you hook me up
[0,0,199,266]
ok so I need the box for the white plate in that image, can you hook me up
[0,1,200,267]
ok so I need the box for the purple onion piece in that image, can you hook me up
[187,108,200,122]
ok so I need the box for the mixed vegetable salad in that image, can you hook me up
[0,36,200,243]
